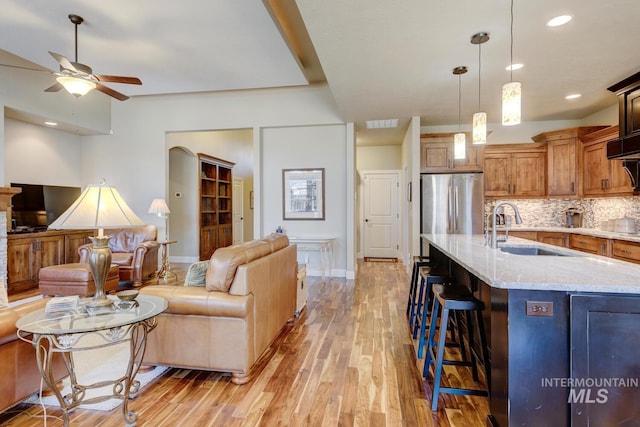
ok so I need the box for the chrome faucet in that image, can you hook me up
[490,202,523,248]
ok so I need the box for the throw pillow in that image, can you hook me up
[184,261,208,287]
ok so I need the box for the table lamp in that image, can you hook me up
[147,198,170,241]
[48,181,144,308]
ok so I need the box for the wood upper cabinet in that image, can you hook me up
[532,127,605,198]
[483,144,546,198]
[580,126,633,197]
[420,133,483,172]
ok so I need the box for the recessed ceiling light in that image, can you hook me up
[505,63,524,71]
[366,119,399,129]
[547,15,572,27]
[565,94,581,100]
[44,121,58,126]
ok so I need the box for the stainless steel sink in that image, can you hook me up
[500,246,577,256]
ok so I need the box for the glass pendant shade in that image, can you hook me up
[454,132,466,160]
[472,112,487,144]
[502,81,521,126]
[56,76,96,96]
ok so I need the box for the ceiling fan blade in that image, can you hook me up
[95,83,129,101]
[44,82,63,92]
[48,51,76,71]
[96,75,142,85]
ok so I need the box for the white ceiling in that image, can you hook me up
[1,0,640,145]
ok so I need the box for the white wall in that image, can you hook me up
[168,147,198,261]
[4,118,83,186]
[261,124,349,277]
[356,145,402,170]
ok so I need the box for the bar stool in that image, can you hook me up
[412,270,453,358]
[423,283,490,411]
[407,258,429,329]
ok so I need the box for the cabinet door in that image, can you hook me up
[421,141,452,171]
[218,224,233,248]
[611,239,640,264]
[537,232,568,248]
[512,152,546,197]
[200,227,217,261]
[36,236,64,270]
[64,231,94,263]
[7,238,36,294]
[484,153,511,197]
[548,139,578,196]
[570,295,640,426]
[608,159,634,194]
[453,144,484,172]
[582,142,608,196]
[569,234,608,256]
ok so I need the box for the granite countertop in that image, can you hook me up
[422,233,640,294]
[505,225,640,242]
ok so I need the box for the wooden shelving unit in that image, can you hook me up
[198,154,235,260]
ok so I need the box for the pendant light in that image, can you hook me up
[453,66,468,160]
[471,32,489,144]
[502,0,521,126]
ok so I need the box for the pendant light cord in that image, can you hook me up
[510,0,514,83]
[478,43,482,110]
[458,74,462,131]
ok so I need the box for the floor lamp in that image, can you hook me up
[48,182,144,309]
[147,199,170,241]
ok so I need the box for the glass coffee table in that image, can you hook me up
[16,295,168,427]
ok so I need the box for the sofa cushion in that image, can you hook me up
[111,252,134,266]
[106,225,157,253]
[184,261,208,287]
[206,246,249,292]
[262,233,289,252]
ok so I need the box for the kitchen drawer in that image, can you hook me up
[611,239,640,264]
[537,232,569,248]
[569,234,609,256]
[509,231,537,241]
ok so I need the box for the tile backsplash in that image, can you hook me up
[485,197,640,230]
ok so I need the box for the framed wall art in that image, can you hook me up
[282,168,325,220]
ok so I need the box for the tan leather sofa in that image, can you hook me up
[79,225,159,286]
[139,234,297,385]
[0,299,66,412]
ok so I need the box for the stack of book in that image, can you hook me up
[45,295,79,314]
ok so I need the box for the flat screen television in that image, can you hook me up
[11,183,81,230]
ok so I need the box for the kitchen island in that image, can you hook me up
[422,233,640,427]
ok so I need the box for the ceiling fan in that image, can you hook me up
[45,14,142,101]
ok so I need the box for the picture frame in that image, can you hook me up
[282,168,325,220]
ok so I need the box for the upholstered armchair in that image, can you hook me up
[79,224,159,286]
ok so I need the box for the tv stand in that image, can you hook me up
[7,229,95,295]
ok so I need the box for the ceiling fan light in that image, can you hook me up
[502,81,521,126]
[472,112,487,144]
[454,132,466,160]
[56,75,96,96]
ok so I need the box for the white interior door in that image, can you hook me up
[362,171,400,259]
[232,178,244,244]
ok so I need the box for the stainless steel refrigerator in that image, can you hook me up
[421,172,484,255]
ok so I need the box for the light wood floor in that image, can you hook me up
[0,261,489,426]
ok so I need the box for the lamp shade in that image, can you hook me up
[49,184,144,230]
[148,198,171,216]
[502,82,522,126]
[473,112,487,144]
[56,76,96,97]
[454,133,466,160]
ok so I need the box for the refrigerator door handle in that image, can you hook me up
[453,185,459,232]
[447,184,453,232]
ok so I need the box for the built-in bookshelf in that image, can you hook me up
[198,154,235,260]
